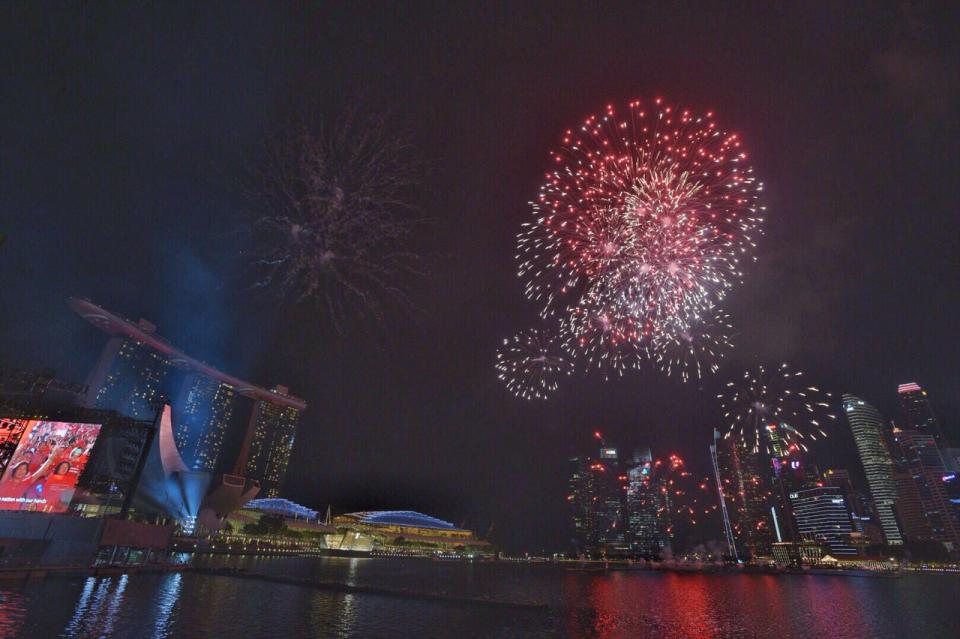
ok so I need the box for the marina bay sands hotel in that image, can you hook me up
[69,298,306,501]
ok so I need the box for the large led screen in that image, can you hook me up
[0,420,102,513]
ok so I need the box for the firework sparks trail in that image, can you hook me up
[495,328,573,400]
[516,98,763,377]
[719,363,836,454]
[651,308,735,382]
[244,109,423,331]
[632,454,718,529]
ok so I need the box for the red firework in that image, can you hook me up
[517,98,763,375]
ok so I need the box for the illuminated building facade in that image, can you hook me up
[898,382,945,443]
[330,511,492,556]
[86,332,173,421]
[891,466,933,540]
[568,456,599,555]
[239,389,302,498]
[625,451,670,556]
[891,427,960,551]
[715,434,775,558]
[173,374,237,473]
[568,439,647,558]
[594,446,627,553]
[789,486,857,556]
[823,468,883,546]
[567,453,625,557]
[71,299,306,503]
[842,395,903,545]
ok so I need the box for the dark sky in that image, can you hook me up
[1,2,958,552]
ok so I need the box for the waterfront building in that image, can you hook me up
[567,452,626,557]
[714,433,775,558]
[842,395,903,545]
[897,382,945,443]
[173,374,238,473]
[85,329,173,421]
[823,468,884,545]
[330,511,492,556]
[891,466,934,541]
[244,498,319,520]
[710,431,738,559]
[771,540,824,566]
[71,299,306,499]
[890,426,960,551]
[625,452,670,557]
[569,439,665,558]
[568,456,599,555]
[237,389,302,498]
[789,486,857,556]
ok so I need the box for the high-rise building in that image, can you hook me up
[898,382,945,443]
[568,438,664,558]
[822,468,883,545]
[891,427,960,551]
[86,331,173,421]
[71,298,306,498]
[238,388,303,498]
[941,448,960,474]
[789,486,857,556]
[714,434,775,558]
[842,395,903,545]
[568,456,600,556]
[625,450,670,557]
[890,468,934,541]
[173,374,238,473]
[711,431,738,560]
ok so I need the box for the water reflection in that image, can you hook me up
[152,573,182,637]
[64,575,128,638]
[0,561,957,638]
[0,585,27,636]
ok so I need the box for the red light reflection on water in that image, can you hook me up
[561,570,881,639]
[0,586,27,636]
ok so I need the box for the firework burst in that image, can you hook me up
[244,109,423,331]
[651,308,734,382]
[496,328,573,400]
[516,98,763,371]
[719,363,836,454]
[559,285,645,377]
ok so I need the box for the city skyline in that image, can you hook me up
[1,2,958,553]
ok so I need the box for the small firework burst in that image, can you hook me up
[719,363,836,454]
[496,328,573,400]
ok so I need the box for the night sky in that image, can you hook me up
[1,2,958,552]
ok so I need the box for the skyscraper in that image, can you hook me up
[898,382,945,443]
[714,434,775,558]
[625,450,670,557]
[72,298,307,496]
[823,468,883,545]
[173,373,238,473]
[238,388,303,498]
[891,465,933,541]
[711,431,738,560]
[86,331,173,421]
[842,394,903,545]
[568,456,600,556]
[891,426,960,551]
[789,486,858,556]
[568,437,664,558]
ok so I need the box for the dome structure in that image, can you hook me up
[347,510,458,530]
